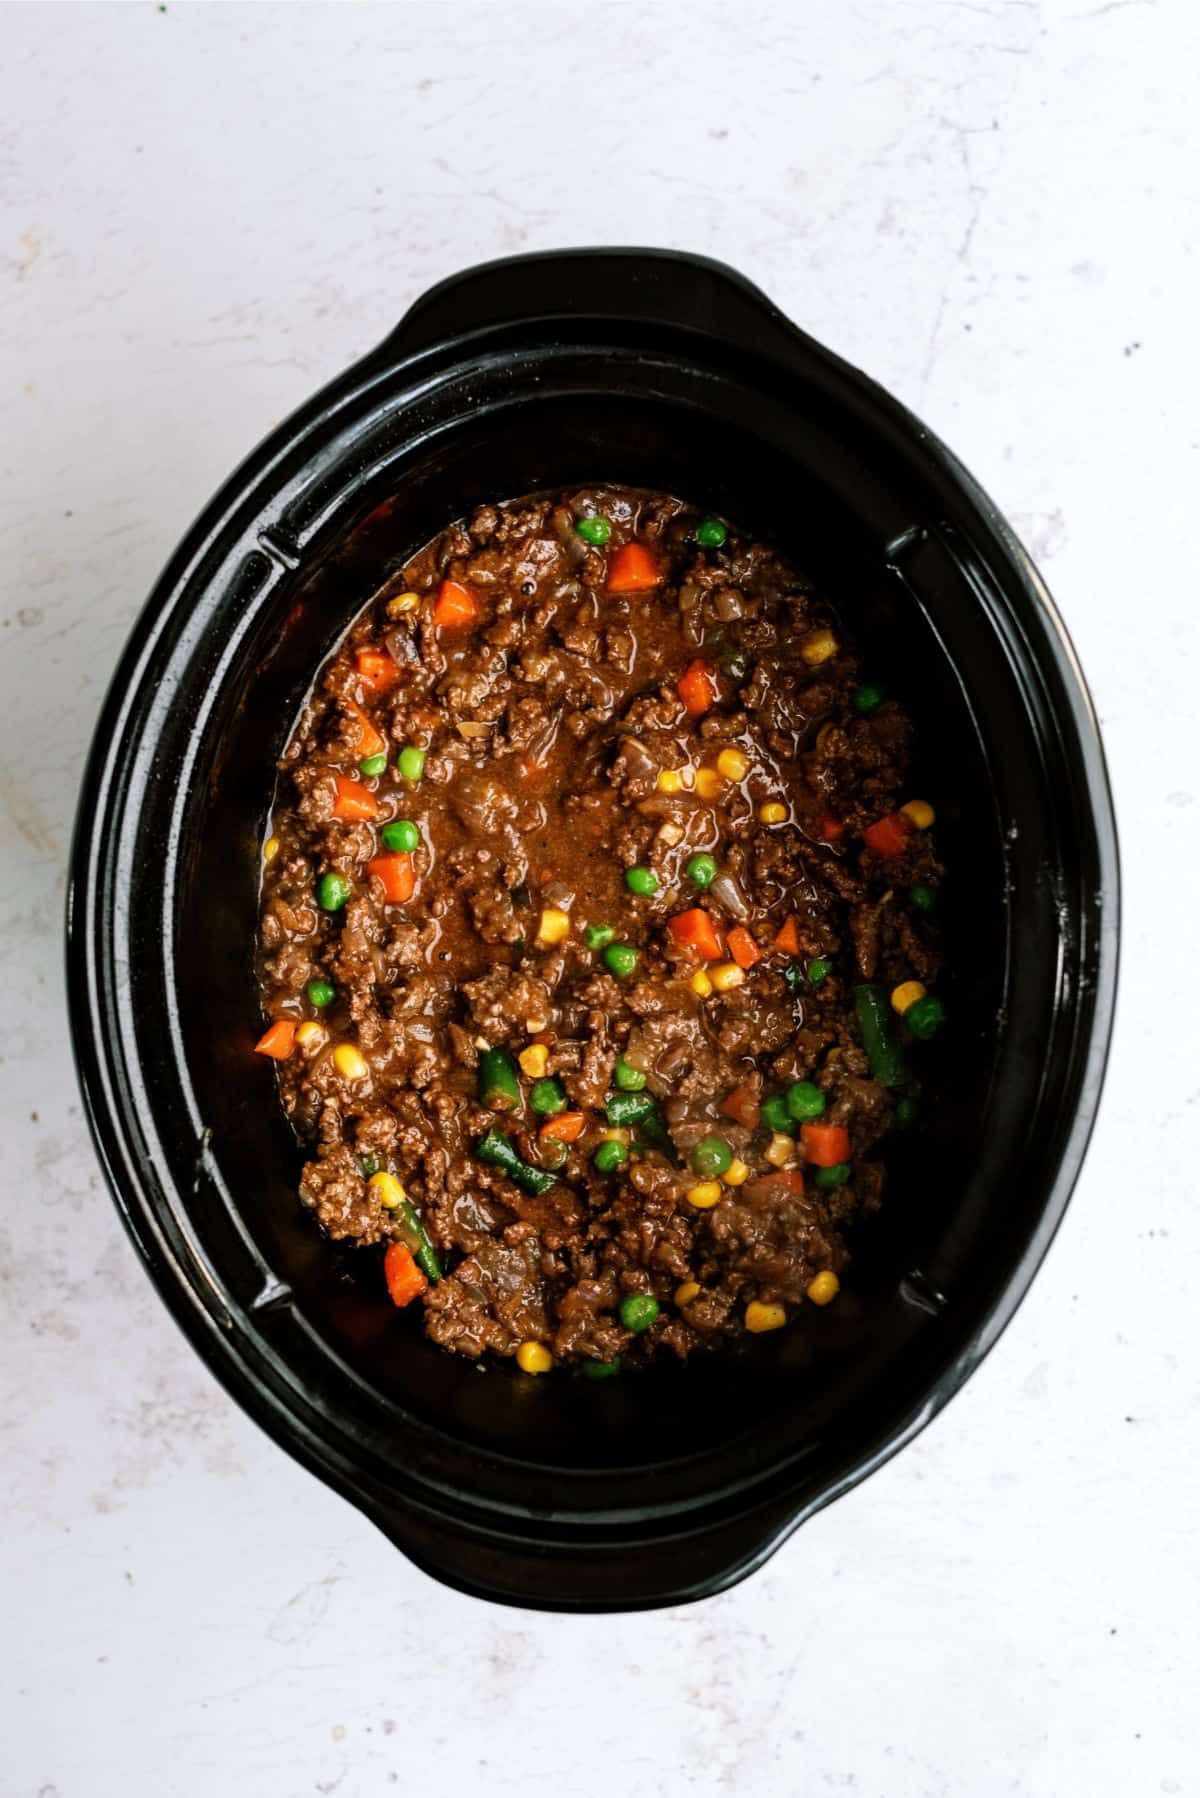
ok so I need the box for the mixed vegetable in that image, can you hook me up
[257,488,948,1373]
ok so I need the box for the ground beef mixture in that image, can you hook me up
[256,487,946,1373]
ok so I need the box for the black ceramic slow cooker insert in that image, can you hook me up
[67,249,1118,1611]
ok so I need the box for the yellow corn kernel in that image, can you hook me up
[518,1043,548,1079]
[710,961,745,993]
[758,802,788,825]
[764,1132,794,1168]
[516,1340,553,1375]
[598,1127,632,1145]
[745,1300,787,1333]
[806,1270,841,1306]
[263,836,280,863]
[891,980,927,1016]
[295,1020,325,1048]
[693,767,726,800]
[385,590,420,617]
[686,1181,723,1209]
[722,1158,750,1187]
[901,799,935,830]
[535,906,570,946]
[674,1280,701,1306]
[368,1170,406,1209]
[690,969,714,998]
[800,628,838,667]
[332,1043,368,1081]
[656,768,684,794]
[716,747,750,782]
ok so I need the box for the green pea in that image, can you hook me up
[783,962,806,993]
[594,1139,629,1173]
[906,994,946,1040]
[530,1078,567,1117]
[785,1081,826,1123]
[686,854,717,889]
[618,1293,660,1333]
[760,1095,794,1135]
[575,516,612,546]
[691,1135,733,1178]
[305,978,335,1008]
[381,819,419,853]
[806,956,832,988]
[815,1162,852,1190]
[614,1056,647,1092]
[603,943,638,978]
[359,752,388,778]
[538,1137,571,1170]
[852,683,884,715]
[695,517,728,548]
[317,871,351,912]
[719,649,749,682]
[895,1096,919,1128]
[397,745,426,782]
[583,1356,621,1379]
[586,923,616,950]
[909,883,936,913]
[625,866,659,896]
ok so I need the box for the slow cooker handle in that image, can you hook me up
[380,247,811,363]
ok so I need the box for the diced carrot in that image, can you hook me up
[355,647,400,693]
[332,776,378,822]
[254,1020,297,1060]
[677,657,719,717]
[800,1123,851,1167]
[773,917,800,956]
[821,813,845,844]
[383,1241,428,1308]
[863,812,911,858]
[776,1168,807,1193]
[606,542,662,594]
[367,851,416,903]
[433,578,478,630]
[539,1111,586,1144]
[727,926,762,970]
[347,700,385,760]
[667,908,725,961]
[720,1083,761,1130]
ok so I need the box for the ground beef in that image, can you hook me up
[257,486,946,1370]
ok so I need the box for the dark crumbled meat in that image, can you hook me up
[259,486,945,1367]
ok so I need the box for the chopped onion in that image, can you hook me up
[709,870,751,921]
[714,588,744,622]
[679,580,701,612]
[384,626,419,665]
[456,720,492,739]
[543,881,576,910]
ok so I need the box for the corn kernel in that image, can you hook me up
[745,1300,787,1333]
[518,1044,548,1079]
[694,767,726,800]
[716,747,750,782]
[656,768,684,794]
[516,1340,553,1375]
[800,628,838,666]
[758,802,788,825]
[535,906,570,946]
[686,1181,723,1209]
[901,799,935,830]
[385,590,420,617]
[710,961,745,992]
[368,1170,406,1209]
[690,970,714,998]
[674,1280,701,1305]
[263,836,280,863]
[332,1043,368,1081]
[598,1127,632,1145]
[806,1270,840,1306]
[656,821,684,848]
[765,1132,794,1168]
[891,980,927,1016]
[295,1020,325,1048]
[722,1158,750,1187]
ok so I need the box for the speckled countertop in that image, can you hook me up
[3,4,1198,1794]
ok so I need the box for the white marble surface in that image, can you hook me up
[3,3,1198,1793]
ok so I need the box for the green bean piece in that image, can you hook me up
[473,1128,556,1197]
[478,1047,521,1112]
[397,1198,441,1282]
[854,983,907,1087]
